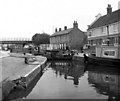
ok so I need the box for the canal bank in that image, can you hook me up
[0,52,47,100]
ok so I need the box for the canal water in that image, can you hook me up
[4,60,120,100]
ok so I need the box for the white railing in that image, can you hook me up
[0,38,32,41]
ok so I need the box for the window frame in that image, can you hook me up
[103,50,116,58]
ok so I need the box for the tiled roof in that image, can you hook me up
[51,28,73,37]
[88,9,120,29]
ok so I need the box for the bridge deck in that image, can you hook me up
[0,41,32,44]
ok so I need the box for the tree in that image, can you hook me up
[32,33,50,46]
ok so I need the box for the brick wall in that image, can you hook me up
[69,29,86,50]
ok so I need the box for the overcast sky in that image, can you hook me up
[0,0,120,39]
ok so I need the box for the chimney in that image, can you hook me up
[64,26,67,30]
[55,28,57,32]
[73,21,78,28]
[107,4,112,14]
[59,28,61,31]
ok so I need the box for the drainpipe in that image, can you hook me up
[118,24,120,59]
[107,25,110,46]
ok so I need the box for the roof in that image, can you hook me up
[88,9,120,30]
[51,28,73,37]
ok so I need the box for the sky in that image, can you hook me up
[0,0,120,39]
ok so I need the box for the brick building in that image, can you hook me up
[50,21,86,50]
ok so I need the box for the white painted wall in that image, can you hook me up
[88,27,106,38]
[118,21,120,33]
[109,22,119,35]
[88,21,120,39]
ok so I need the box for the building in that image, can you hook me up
[87,4,120,47]
[119,1,120,9]
[50,21,86,50]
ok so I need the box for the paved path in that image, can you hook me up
[0,52,46,83]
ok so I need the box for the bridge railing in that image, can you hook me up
[0,38,32,41]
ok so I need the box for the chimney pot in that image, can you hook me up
[107,4,112,14]
[73,21,78,28]
[55,28,57,32]
[59,28,61,31]
[64,26,67,30]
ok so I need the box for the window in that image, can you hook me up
[58,36,60,41]
[102,39,107,45]
[119,36,120,44]
[114,37,118,44]
[88,31,92,36]
[93,40,96,46]
[109,37,114,45]
[101,27,106,34]
[103,50,116,58]
[113,24,118,33]
[90,40,93,45]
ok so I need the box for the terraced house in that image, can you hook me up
[87,4,120,47]
[50,21,87,50]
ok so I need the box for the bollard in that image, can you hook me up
[24,53,28,64]
[25,57,28,64]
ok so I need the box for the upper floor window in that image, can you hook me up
[88,31,92,36]
[113,24,118,33]
[101,27,106,34]
[58,36,60,41]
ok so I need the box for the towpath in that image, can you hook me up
[0,51,47,100]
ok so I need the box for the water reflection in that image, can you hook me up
[2,60,120,100]
[48,60,120,100]
[86,64,120,101]
[49,60,86,86]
